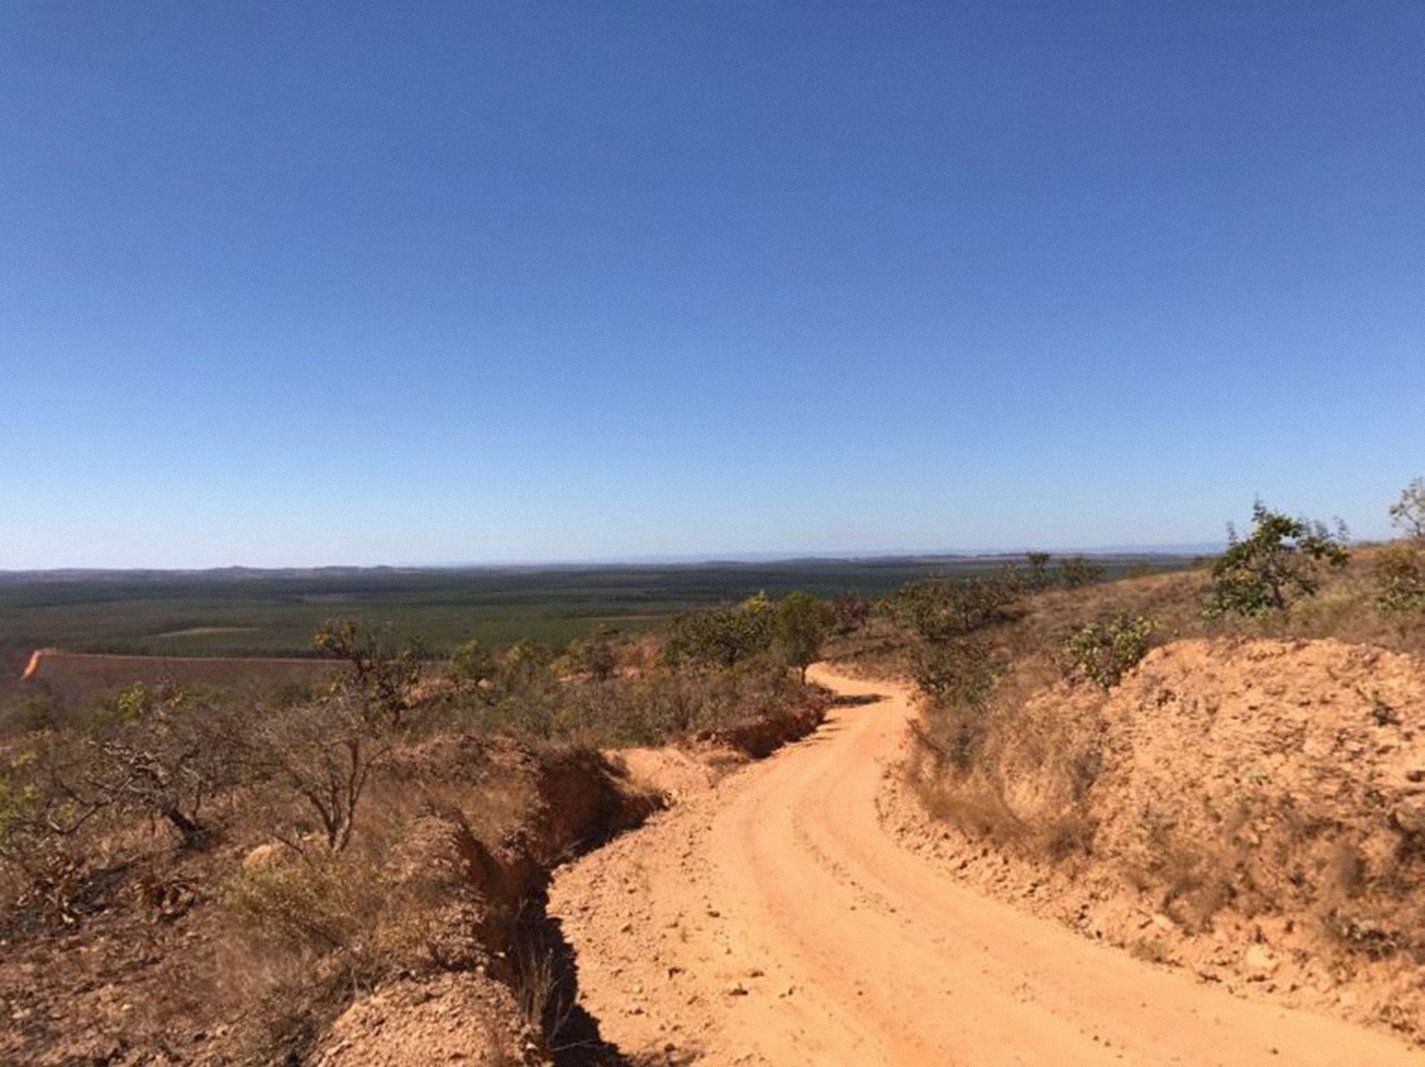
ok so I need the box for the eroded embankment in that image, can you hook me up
[311,698,830,1067]
[900,637,1425,1045]
[548,664,1423,1067]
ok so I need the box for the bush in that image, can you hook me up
[1066,615,1154,689]
[449,639,495,685]
[560,628,622,682]
[891,573,1022,643]
[772,592,834,681]
[910,636,1002,770]
[1204,502,1349,617]
[1057,555,1106,589]
[1376,543,1425,615]
[1389,477,1425,540]
[314,619,423,726]
[663,594,774,669]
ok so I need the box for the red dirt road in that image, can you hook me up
[549,665,1423,1066]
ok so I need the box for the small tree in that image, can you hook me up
[830,593,871,634]
[314,620,422,726]
[1376,479,1425,615]
[910,636,1002,770]
[1057,555,1106,589]
[449,638,495,685]
[1389,477,1425,540]
[563,628,621,682]
[250,692,388,854]
[772,592,834,682]
[1066,615,1154,690]
[891,573,1021,643]
[1025,552,1053,589]
[1204,501,1349,617]
[663,595,775,670]
[1376,544,1425,615]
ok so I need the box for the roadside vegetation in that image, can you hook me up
[0,592,834,1064]
[825,480,1425,1040]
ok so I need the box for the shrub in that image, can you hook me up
[663,594,774,669]
[247,692,390,853]
[1057,555,1106,589]
[1376,543,1425,615]
[1204,501,1349,617]
[910,636,1002,770]
[560,628,622,682]
[1066,615,1154,689]
[891,573,1022,643]
[772,592,834,682]
[449,638,495,685]
[830,593,871,634]
[314,619,423,726]
[1025,552,1053,589]
[1389,477,1425,540]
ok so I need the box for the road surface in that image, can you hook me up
[549,665,1421,1066]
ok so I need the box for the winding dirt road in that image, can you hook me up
[549,666,1422,1066]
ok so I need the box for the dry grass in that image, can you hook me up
[835,545,1425,866]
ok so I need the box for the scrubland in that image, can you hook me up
[829,489,1425,1041]
[0,606,828,1065]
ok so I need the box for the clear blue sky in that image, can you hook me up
[3,2,1422,568]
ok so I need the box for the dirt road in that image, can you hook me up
[549,666,1423,1066]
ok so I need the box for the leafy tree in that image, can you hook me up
[563,627,622,682]
[1025,552,1053,589]
[890,573,1021,643]
[1376,481,1425,614]
[1204,502,1349,617]
[663,595,775,669]
[1389,477,1425,540]
[1057,555,1106,589]
[314,620,422,726]
[449,638,495,685]
[1375,544,1425,615]
[772,592,834,682]
[1066,615,1154,689]
[909,636,1002,770]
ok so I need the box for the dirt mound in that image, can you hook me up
[694,700,826,759]
[901,637,1425,1040]
[312,973,543,1066]
[1090,640,1425,938]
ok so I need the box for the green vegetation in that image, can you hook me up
[1204,502,1349,617]
[772,591,835,682]
[1065,615,1154,690]
[1377,479,1425,615]
[0,556,1185,663]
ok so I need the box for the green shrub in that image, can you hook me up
[1204,502,1349,617]
[772,592,834,681]
[1066,615,1154,689]
[449,638,495,684]
[911,636,1002,770]
[663,594,775,669]
[1057,555,1106,589]
[891,573,1022,643]
[1376,543,1425,615]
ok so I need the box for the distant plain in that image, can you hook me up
[0,555,1186,659]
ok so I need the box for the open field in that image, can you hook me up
[0,556,1187,660]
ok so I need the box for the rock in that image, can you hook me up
[726,982,749,996]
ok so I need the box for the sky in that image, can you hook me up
[2,1,1422,568]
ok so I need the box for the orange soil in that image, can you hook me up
[549,665,1423,1066]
